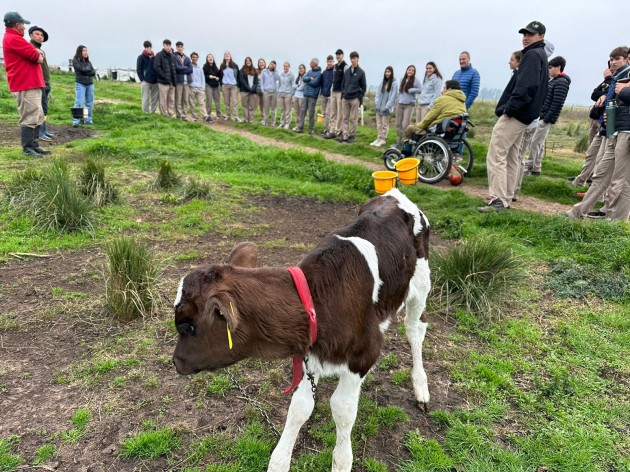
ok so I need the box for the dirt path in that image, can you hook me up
[210,121,571,216]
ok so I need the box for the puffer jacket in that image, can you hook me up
[73,58,96,85]
[616,86,630,132]
[540,73,571,124]
[414,89,466,131]
[302,66,322,98]
[154,49,176,85]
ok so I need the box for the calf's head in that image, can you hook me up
[172,242,258,375]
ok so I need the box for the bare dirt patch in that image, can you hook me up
[0,194,464,471]
[0,122,95,149]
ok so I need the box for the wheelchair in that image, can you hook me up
[382,114,474,184]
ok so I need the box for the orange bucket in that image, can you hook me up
[372,170,398,194]
[395,158,420,185]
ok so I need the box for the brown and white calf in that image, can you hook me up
[172,188,431,472]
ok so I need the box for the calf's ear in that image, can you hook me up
[204,292,240,332]
[226,242,258,268]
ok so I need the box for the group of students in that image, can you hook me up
[137,42,368,143]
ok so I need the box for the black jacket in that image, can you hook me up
[238,68,259,93]
[540,73,571,124]
[203,62,221,87]
[616,87,630,132]
[591,76,612,102]
[154,49,176,86]
[332,60,347,92]
[341,65,366,101]
[73,58,95,86]
[136,52,157,84]
[495,41,548,125]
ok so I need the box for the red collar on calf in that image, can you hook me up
[283,266,317,395]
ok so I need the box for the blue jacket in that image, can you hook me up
[452,64,480,109]
[136,51,157,84]
[303,66,322,98]
[321,66,334,98]
[173,53,193,84]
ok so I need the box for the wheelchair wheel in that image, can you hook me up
[414,137,452,184]
[451,139,474,176]
[382,147,403,171]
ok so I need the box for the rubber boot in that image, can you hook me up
[21,126,41,158]
[39,120,52,141]
[32,126,52,155]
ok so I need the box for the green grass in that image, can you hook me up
[33,444,56,465]
[120,426,181,460]
[0,436,22,471]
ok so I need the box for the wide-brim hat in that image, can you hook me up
[28,25,48,42]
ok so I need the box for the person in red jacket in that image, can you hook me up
[2,11,51,158]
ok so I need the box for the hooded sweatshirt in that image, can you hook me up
[414,89,466,131]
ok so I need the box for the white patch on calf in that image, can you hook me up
[173,276,185,307]
[384,188,429,234]
[379,319,391,334]
[335,235,382,304]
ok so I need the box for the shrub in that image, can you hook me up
[180,178,213,201]
[430,237,527,320]
[79,158,120,207]
[105,237,162,321]
[6,159,94,232]
[151,160,181,190]
[574,134,589,153]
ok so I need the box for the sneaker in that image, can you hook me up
[453,154,463,163]
[191,118,198,122]
[369,139,379,146]
[22,148,42,158]
[180,117,188,122]
[233,117,241,123]
[324,132,337,139]
[294,128,304,134]
[512,196,518,202]
[346,136,356,144]
[283,124,290,129]
[205,116,214,123]
[567,176,577,182]
[72,123,79,128]
[477,198,508,213]
[336,136,347,143]
[530,171,541,176]
[576,192,585,198]
[586,210,606,219]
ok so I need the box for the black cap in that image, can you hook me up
[4,11,30,24]
[519,21,546,35]
[28,25,48,42]
[335,49,343,55]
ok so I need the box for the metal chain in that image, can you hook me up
[226,368,281,438]
[297,355,319,453]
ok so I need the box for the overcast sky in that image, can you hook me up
[3,0,628,106]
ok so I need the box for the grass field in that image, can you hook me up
[0,72,628,471]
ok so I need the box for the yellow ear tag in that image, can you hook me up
[227,302,235,350]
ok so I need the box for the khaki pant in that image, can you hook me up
[396,103,415,142]
[262,92,278,125]
[376,113,390,141]
[12,89,44,127]
[588,119,600,144]
[572,135,604,186]
[188,87,208,120]
[141,81,159,113]
[567,136,617,218]
[414,104,430,123]
[605,133,630,220]
[526,120,552,172]
[205,85,221,117]
[222,85,239,119]
[320,95,331,132]
[341,97,360,140]
[514,126,536,195]
[158,83,175,117]
[175,83,190,119]
[328,91,342,134]
[292,97,304,128]
[278,94,292,128]
[241,92,257,123]
[486,115,528,207]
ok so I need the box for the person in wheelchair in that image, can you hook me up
[402,79,466,154]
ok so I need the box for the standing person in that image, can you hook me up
[72,45,96,127]
[320,55,335,135]
[256,58,266,120]
[188,52,211,123]
[452,51,480,110]
[479,21,549,212]
[395,65,422,145]
[28,25,54,142]
[220,51,240,121]
[291,64,306,131]
[238,57,259,123]
[295,58,322,134]
[203,54,222,119]
[136,40,159,114]
[260,61,280,126]
[277,62,295,129]
[2,11,50,158]
[370,66,398,147]
[338,51,366,144]
[525,56,571,175]
[324,49,348,139]
[173,41,193,121]
[415,62,443,122]
[154,39,176,118]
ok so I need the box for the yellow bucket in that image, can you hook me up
[372,170,398,194]
[316,113,324,123]
[395,157,420,185]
